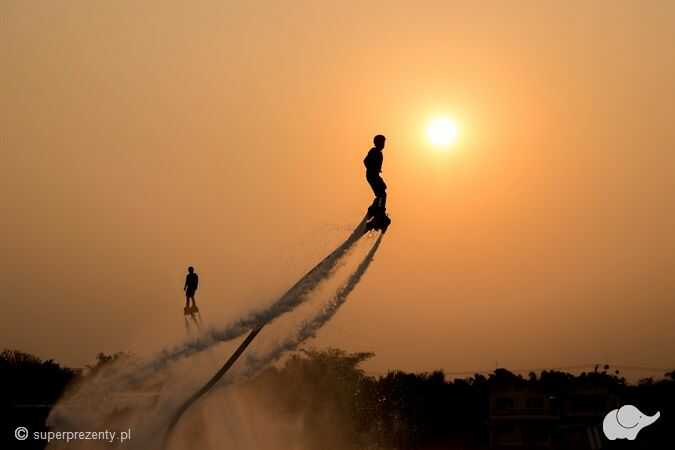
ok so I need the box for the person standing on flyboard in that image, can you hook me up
[364,134,391,232]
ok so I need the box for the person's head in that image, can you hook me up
[188,266,194,274]
[373,134,386,150]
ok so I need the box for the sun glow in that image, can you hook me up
[427,117,459,149]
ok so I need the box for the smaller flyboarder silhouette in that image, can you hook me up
[184,266,199,314]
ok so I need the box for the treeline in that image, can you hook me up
[1,348,673,449]
[243,349,674,449]
[0,351,126,449]
[0,350,77,449]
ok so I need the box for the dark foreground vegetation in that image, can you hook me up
[1,348,672,449]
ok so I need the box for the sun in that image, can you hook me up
[427,117,459,149]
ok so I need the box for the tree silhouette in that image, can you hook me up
[1,348,673,449]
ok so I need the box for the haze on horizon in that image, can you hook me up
[2,0,674,377]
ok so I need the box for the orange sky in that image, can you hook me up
[2,0,675,376]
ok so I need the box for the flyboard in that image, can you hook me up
[365,202,391,233]
[183,305,202,332]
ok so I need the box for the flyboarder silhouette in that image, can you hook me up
[364,134,391,232]
[184,266,199,313]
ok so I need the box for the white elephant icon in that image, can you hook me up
[602,405,660,440]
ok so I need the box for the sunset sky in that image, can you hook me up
[2,0,674,376]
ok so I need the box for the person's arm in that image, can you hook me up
[195,274,199,290]
[184,275,188,291]
[364,148,374,169]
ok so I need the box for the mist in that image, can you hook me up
[46,233,383,449]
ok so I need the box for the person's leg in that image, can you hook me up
[365,177,387,230]
[368,176,387,206]
[374,177,387,210]
[377,190,387,209]
[367,176,378,198]
[366,176,379,218]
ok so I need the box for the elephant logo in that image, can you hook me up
[602,405,660,440]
